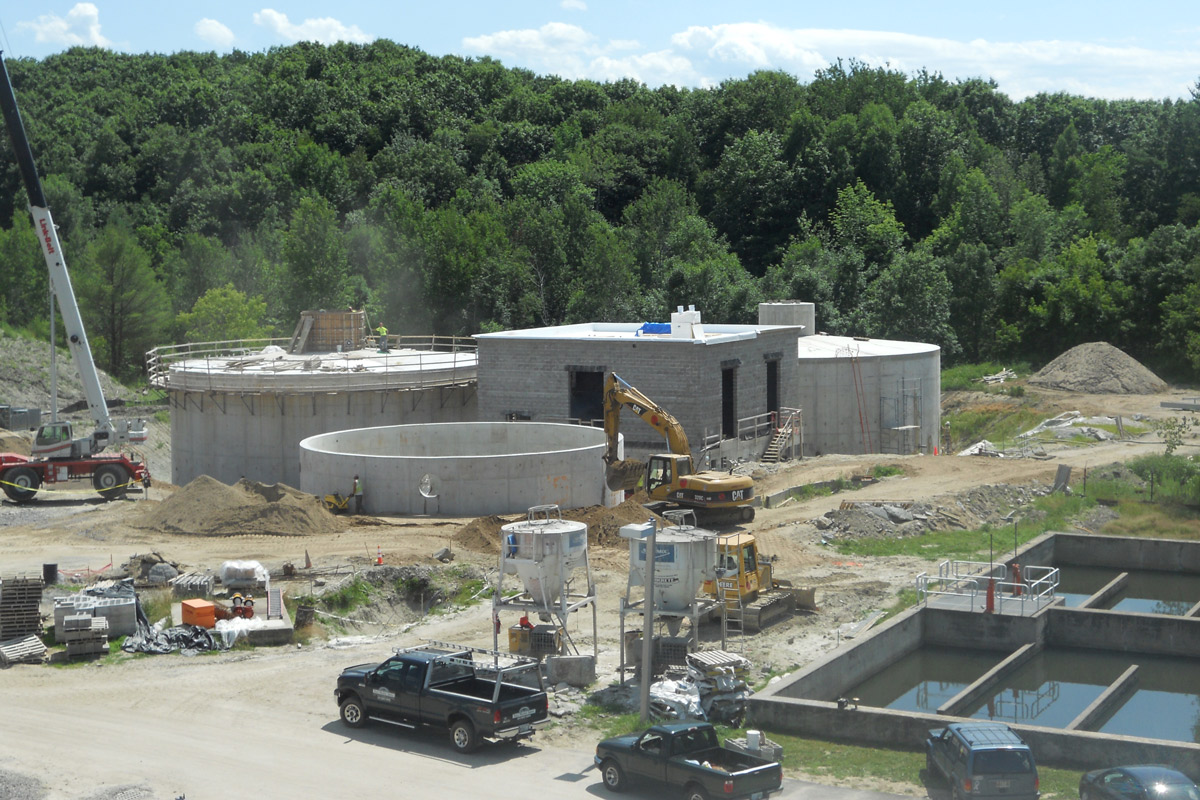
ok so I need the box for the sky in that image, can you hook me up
[2,1,1199,102]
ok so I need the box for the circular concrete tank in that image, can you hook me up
[796,334,941,457]
[299,422,620,516]
[150,327,478,488]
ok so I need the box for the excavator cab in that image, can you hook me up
[646,454,689,493]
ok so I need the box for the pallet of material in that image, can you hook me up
[57,615,109,643]
[0,634,47,665]
[170,572,215,597]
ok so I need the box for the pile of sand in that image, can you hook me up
[134,475,342,536]
[451,493,665,555]
[1028,342,1167,394]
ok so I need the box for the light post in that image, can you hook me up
[620,519,658,723]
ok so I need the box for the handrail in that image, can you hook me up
[145,335,478,392]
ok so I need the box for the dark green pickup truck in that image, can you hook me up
[595,722,783,800]
[334,642,548,753]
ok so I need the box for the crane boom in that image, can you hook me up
[0,53,146,456]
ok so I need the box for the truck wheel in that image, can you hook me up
[339,697,367,728]
[599,759,626,792]
[92,464,129,501]
[682,784,710,800]
[3,466,40,503]
[449,719,478,753]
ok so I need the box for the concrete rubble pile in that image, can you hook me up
[812,483,1050,542]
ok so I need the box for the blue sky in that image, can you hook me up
[2,1,1199,101]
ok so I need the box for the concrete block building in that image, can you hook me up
[475,306,805,465]
[476,302,941,463]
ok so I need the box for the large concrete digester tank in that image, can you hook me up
[148,310,477,487]
[299,422,621,515]
[618,514,719,677]
[493,505,596,658]
[795,334,940,457]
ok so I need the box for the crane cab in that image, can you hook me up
[31,421,79,459]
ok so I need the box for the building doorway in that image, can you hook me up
[569,369,604,424]
[766,360,779,416]
[722,367,737,439]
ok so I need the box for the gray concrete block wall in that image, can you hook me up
[477,328,801,463]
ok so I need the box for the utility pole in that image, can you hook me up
[640,519,657,723]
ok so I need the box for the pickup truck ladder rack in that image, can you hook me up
[395,640,543,674]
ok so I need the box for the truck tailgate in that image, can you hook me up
[496,689,548,729]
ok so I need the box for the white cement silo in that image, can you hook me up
[493,505,597,659]
[500,505,588,607]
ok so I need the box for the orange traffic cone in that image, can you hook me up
[376,546,383,566]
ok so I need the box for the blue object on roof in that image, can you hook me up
[638,322,671,335]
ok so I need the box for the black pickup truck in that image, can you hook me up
[595,722,783,800]
[334,642,549,753]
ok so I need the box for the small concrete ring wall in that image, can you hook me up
[299,422,612,516]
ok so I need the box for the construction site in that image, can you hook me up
[2,298,1198,798]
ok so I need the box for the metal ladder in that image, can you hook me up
[721,587,745,652]
[761,427,791,463]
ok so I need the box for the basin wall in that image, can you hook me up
[299,422,616,516]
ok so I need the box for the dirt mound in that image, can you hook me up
[1028,342,1167,394]
[451,494,666,556]
[0,428,31,455]
[133,475,342,536]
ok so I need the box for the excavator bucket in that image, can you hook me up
[604,458,645,491]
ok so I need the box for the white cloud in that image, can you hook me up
[590,50,701,87]
[670,23,1200,99]
[17,2,111,48]
[252,9,372,45]
[195,18,235,50]
[561,0,587,10]
[464,22,595,58]
[463,23,698,84]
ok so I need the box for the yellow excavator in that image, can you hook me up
[603,372,756,525]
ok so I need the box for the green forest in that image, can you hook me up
[1,42,1199,383]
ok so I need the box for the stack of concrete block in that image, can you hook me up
[60,614,108,659]
[0,575,44,640]
[54,595,136,640]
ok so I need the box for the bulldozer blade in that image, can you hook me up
[605,458,645,491]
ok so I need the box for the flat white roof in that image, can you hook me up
[474,321,803,345]
[796,333,939,359]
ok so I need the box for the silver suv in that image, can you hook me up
[926,722,1039,800]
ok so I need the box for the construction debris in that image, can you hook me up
[976,368,1016,384]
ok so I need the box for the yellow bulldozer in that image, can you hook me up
[701,530,797,631]
[602,373,756,526]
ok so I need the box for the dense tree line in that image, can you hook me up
[1,43,1198,382]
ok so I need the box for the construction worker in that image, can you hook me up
[375,323,389,353]
[352,474,363,514]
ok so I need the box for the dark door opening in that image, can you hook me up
[766,360,779,416]
[722,367,736,439]
[569,370,604,423]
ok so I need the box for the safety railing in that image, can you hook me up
[916,560,1059,615]
[145,335,477,393]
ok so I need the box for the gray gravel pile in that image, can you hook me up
[1028,342,1167,394]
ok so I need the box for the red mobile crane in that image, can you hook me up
[0,54,150,503]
